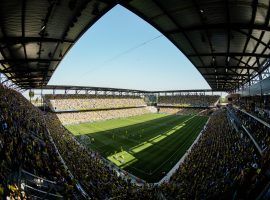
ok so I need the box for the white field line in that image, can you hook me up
[110,115,199,177]
[125,117,198,176]
[156,116,211,185]
[74,113,208,184]
[148,115,201,175]
[76,113,164,135]
[81,115,189,152]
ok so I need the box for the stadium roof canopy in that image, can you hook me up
[0,0,269,91]
[36,84,216,95]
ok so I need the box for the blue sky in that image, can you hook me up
[48,5,211,91]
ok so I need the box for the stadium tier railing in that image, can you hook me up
[19,169,64,199]
[42,117,90,199]
[221,107,270,200]
[234,105,270,129]
[227,106,263,155]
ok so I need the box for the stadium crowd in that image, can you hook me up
[1,84,269,199]
[235,99,270,125]
[230,106,270,151]
[158,107,201,114]
[45,113,159,199]
[254,107,270,124]
[57,107,151,125]
[161,109,267,199]
[158,107,211,115]
[0,84,159,199]
[45,94,146,111]
[158,95,220,107]
[0,84,74,198]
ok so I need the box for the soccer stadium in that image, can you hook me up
[0,0,270,199]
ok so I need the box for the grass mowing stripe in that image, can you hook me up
[109,115,191,151]
[121,117,207,182]
[67,113,169,135]
[129,116,206,173]
[145,117,207,181]
[84,115,192,156]
[152,117,207,171]
[66,114,208,182]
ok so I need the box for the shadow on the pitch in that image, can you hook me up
[75,114,190,153]
[73,114,208,182]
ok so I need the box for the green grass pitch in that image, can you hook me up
[66,113,208,182]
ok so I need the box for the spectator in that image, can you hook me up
[45,94,146,112]
[158,95,219,107]
[0,84,73,198]
[161,109,260,199]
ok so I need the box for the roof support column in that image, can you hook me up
[258,74,263,107]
